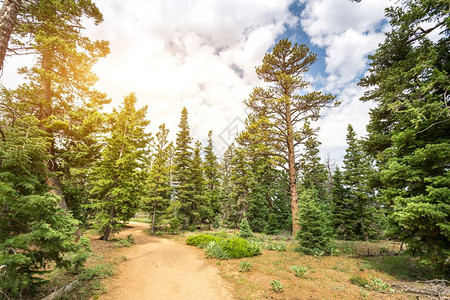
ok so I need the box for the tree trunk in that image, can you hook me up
[151,201,157,235]
[0,0,22,75]
[100,205,115,241]
[39,51,69,210]
[286,105,300,238]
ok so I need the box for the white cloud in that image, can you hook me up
[85,0,298,151]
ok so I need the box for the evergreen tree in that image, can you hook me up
[191,140,210,225]
[239,217,254,239]
[360,0,449,266]
[145,124,173,235]
[89,93,150,240]
[219,143,238,226]
[0,114,88,298]
[330,167,351,238]
[264,213,280,235]
[341,125,382,240]
[9,0,109,210]
[244,39,336,236]
[298,122,328,201]
[172,107,194,228]
[203,130,221,216]
[296,188,334,256]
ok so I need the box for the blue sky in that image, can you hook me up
[1,0,392,166]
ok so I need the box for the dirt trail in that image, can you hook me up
[97,222,234,300]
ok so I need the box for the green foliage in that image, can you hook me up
[290,265,308,278]
[0,115,91,298]
[270,279,284,293]
[114,234,134,248]
[239,217,254,238]
[265,242,287,252]
[360,0,449,268]
[239,260,252,272]
[88,93,150,240]
[264,213,280,235]
[212,215,221,229]
[203,130,221,216]
[349,275,369,287]
[186,234,220,247]
[296,188,335,256]
[350,276,392,293]
[187,234,261,259]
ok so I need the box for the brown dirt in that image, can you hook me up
[96,222,234,300]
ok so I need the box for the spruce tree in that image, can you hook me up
[341,125,382,240]
[296,188,334,256]
[0,114,88,298]
[360,0,449,267]
[190,140,210,225]
[239,217,254,239]
[203,130,221,216]
[330,167,351,238]
[172,107,194,228]
[89,93,150,240]
[145,124,173,235]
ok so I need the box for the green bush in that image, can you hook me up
[239,218,254,239]
[205,241,230,259]
[239,260,252,272]
[187,234,261,259]
[349,275,369,287]
[186,234,220,247]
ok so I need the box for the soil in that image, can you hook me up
[96,222,233,300]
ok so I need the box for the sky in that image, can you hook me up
[1,0,392,165]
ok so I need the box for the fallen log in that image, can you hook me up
[41,279,79,300]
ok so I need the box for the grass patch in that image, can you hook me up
[363,255,437,280]
[265,242,287,252]
[239,260,252,272]
[290,265,308,278]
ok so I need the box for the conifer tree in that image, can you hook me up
[330,167,351,237]
[0,113,88,297]
[203,131,221,216]
[239,217,254,239]
[172,107,194,228]
[244,39,336,236]
[341,124,382,240]
[9,0,109,210]
[145,124,173,235]
[298,122,328,201]
[89,93,150,240]
[190,140,210,225]
[360,0,449,266]
[296,188,334,256]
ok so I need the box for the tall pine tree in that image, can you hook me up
[89,93,150,240]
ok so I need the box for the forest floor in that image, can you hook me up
[40,223,448,300]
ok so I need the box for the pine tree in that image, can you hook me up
[190,140,210,225]
[9,0,109,210]
[239,217,254,239]
[0,114,88,298]
[203,130,221,216]
[296,188,334,256]
[145,124,173,235]
[244,39,336,236]
[298,121,328,201]
[360,0,449,266]
[330,167,351,238]
[341,125,382,240]
[172,107,194,228]
[89,93,150,240]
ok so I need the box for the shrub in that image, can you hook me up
[239,218,254,239]
[186,234,220,247]
[212,216,221,229]
[239,260,252,272]
[270,279,284,293]
[349,275,370,287]
[114,234,134,248]
[266,242,287,252]
[187,234,261,259]
[367,277,393,292]
[205,241,230,259]
[290,265,307,278]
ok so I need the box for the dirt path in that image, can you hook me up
[97,222,234,300]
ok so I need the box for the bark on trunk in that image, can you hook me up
[0,0,22,74]
[286,104,300,238]
[40,51,68,210]
[151,201,157,235]
[100,205,115,241]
